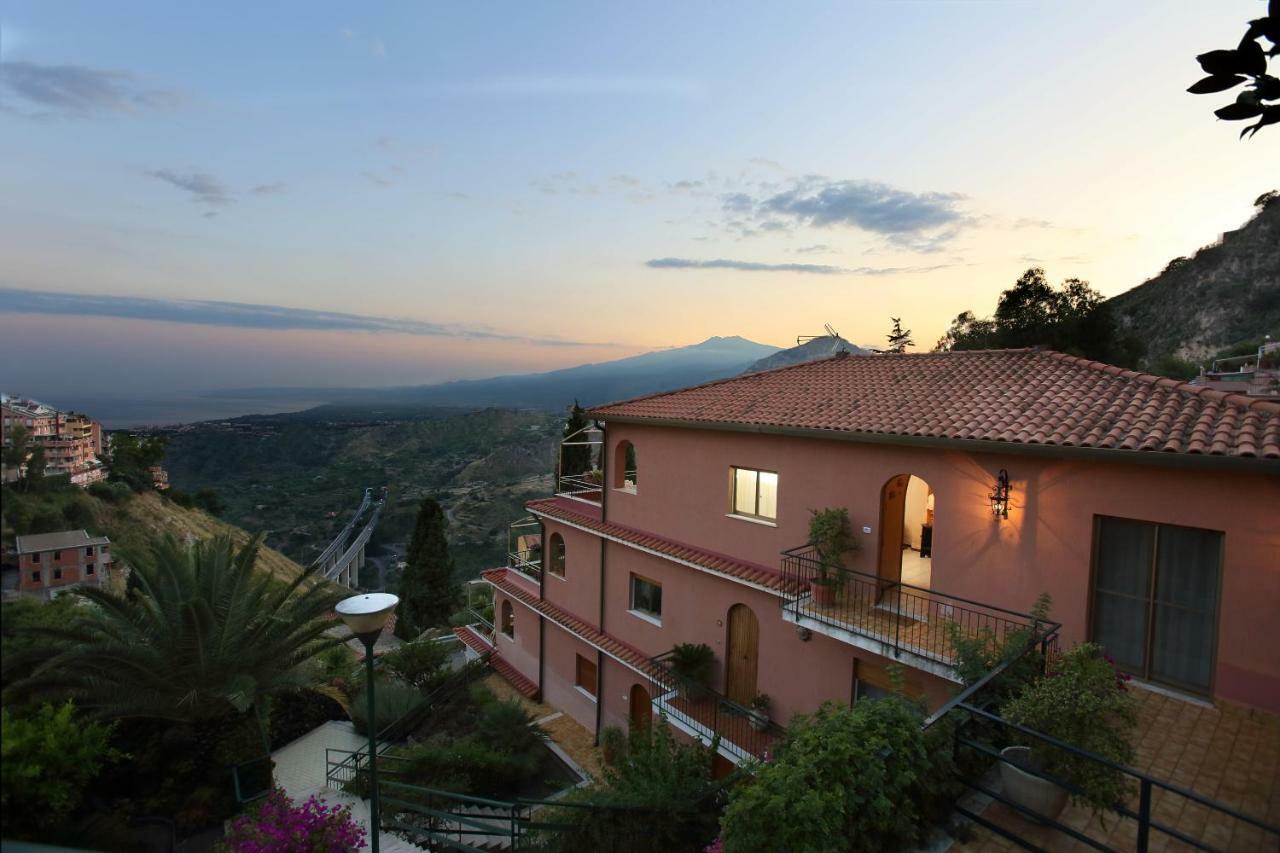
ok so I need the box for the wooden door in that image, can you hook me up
[629,683,652,732]
[878,475,910,593]
[725,604,759,705]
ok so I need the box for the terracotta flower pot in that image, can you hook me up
[1000,746,1068,821]
[810,579,836,605]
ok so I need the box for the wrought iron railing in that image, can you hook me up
[508,548,543,583]
[779,545,1056,668]
[649,651,783,762]
[950,704,1280,852]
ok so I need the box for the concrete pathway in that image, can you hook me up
[271,720,427,853]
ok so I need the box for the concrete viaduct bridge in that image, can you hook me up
[313,486,386,589]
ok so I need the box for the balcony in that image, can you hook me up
[779,545,1057,681]
[507,516,543,583]
[649,650,783,765]
[556,423,603,505]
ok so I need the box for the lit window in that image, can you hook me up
[731,467,779,521]
[630,575,662,620]
[575,654,598,698]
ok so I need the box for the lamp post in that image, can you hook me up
[336,592,399,853]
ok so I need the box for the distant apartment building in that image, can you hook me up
[1,394,107,486]
[11,529,113,600]
[1190,338,1279,399]
[150,465,171,491]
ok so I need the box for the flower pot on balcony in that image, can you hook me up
[1000,746,1068,821]
[747,710,769,732]
[810,578,836,606]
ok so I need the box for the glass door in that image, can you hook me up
[1091,516,1221,695]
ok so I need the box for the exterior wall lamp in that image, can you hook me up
[989,469,1011,520]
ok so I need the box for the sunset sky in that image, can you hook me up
[1,1,1274,397]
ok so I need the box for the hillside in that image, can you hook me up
[1108,198,1280,367]
[1,486,304,583]
[160,407,563,580]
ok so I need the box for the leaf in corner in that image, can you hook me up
[1238,38,1268,76]
[1197,49,1243,76]
[1215,102,1264,121]
[1188,74,1245,94]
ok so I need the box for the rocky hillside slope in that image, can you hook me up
[744,335,874,373]
[1108,197,1280,367]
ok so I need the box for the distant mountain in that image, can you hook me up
[743,335,874,373]
[1108,198,1280,367]
[213,335,781,416]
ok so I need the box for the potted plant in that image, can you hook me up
[747,693,771,731]
[668,642,715,699]
[998,643,1137,821]
[808,508,858,605]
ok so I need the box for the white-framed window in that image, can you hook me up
[500,599,515,638]
[629,574,662,621]
[730,466,779,521]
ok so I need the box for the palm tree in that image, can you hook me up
[11,533,346,749]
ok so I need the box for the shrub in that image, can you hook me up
[529,720,721,853]
[668,643,715,688]
[223,790,366,852]
[1,702,121,840]
[347,678,423,736]
[381,639,451,692]
[946,592,1051,705]
[61,496,95,528]
[399,696,548,797]
[720,697,932,853]
[1001,643,1137,817]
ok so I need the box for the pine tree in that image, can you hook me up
[560,401,593,477]
[886,318,914,353]
[395,498,458,639]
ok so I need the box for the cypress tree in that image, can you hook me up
[395,498,458,639]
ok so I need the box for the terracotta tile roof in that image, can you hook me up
[452,624,538,698]
[491,653,540,700]
[481,567,660,679]
[589,349,1280,461]
[525,497,789,592]
[452,625,493,655]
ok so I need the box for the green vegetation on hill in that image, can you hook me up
[160,407,562,579]
[1107,193,1280,370]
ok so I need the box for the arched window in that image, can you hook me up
[500,599,515,638]
[614,440,638,492]
[548,532,566,577]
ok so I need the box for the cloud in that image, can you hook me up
[1013,217,1056,229]
[0,61,179,118]
[793,244,832,255]
[250,183,288,196]
[645,258,950,276]
[531,172,597,196]
[747,157,784,171]
[714,176,974,252]
[0,288,614,348]
[146,169,233,208]
[362,171,395,188]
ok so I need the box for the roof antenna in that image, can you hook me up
[797,324,842,346]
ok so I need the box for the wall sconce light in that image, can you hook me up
[989,469,1010,520]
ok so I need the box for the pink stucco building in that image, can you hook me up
[462,349,1280,766]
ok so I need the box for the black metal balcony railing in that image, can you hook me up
[779,545,1056,669]
[649,651,783,762]
[556,470,603,502]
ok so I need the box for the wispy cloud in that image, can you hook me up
[0,61,180,119]
[706,175,974,253]
[0,288,615,348]
[250,182,288,196]
[146,169,233,209]
[645,258,950,276]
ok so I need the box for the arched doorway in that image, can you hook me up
[724,604,759,705]
[629,683,652,732]
[878,474,934,593]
